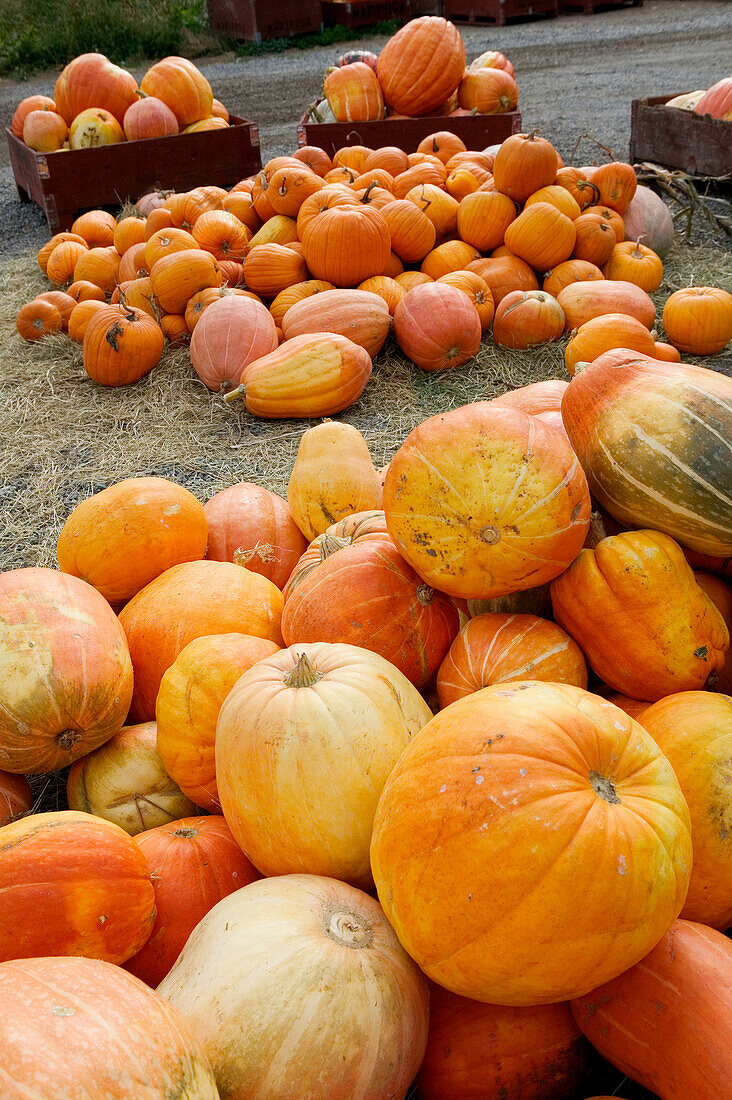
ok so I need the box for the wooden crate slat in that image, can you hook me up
[629,94,732,178]
[297,111,522,157]
[444,0,557,25]
[206,0,322,41]
[321,0,408,27]
[6,116,262,232]
[559,0,641,13]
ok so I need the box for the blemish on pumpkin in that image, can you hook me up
[617,853,627,876]
[51,1005,74,1017]
[695,646,708,660]
[164,504,181,516]
[56,729,82,752]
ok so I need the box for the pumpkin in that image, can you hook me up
[192,209,251,261]
[243,243,308,298]
[283,511,390,597]
[54,52,138,124]
[126,816,260,987]
[571,920,732,1100]
[16,298,62,341]
[0,772,32,826]
[151,249,221,314]
[560,352,732,555]
[590,161,637,213]
[603,239,663,291]
[393,282,482,371]
[695,571,732,692]
[292,144,333,176]
[503,202,576,270]
[164,190,210,230]
[182,117,228,133]
[571,212,617,265]
[493,132,559,203]
[140,56,212,126]
[0,955,219,1098]
[22,109,67,151]
[224,332,373,419]
[267,166,324,218]
[301,203,391,287]
[57,476,208,604]
[396,270,434,291]
[215,643,432,886]
[46,240,88,285]
[550,530,728,700]
[11,94,56,138]
[73,244,121,292]
[281,288,390,358]
[554,167,599,209]
[381,200,436,263]
[358,275,406,315]
[437,270,494,330]
[557,278,655,329]
[377,16,466,116]
[640,692,732,929]
[653,339,681,361]
[467,254,540,306]
[493,290,565,349]
[420,240,481,280]
[67,720,195,834]
[67,298,107,342]
[468,49,515,76]
[68,278,107,302]
[144,226,196,268]
[68,107,124,148]
[564,312,657,374]
[185,285,251,331]
[437,612,587,706]
[491,378,568,418]
[458,68,519,113]
[395,162,448,198]
[604,693,650,721]
[525,184,581,220]
[0,567,133,774]
[189,294,278,392]
[694,75,732,120]
[82,303,164,386]
[372,681,691,1004]
[37,231,86,273]
[156,633,280,810]
[416,130,466,164]
[418,987,592,1100]
[281,539,459,688]
[364,146,409,176]
[269,279,335,326]
[662,285,732,355]
[160,874,428,1098]
[324,61,385,121]
[117,241,149,283]
[588,203,625,242]
[204,482,306,587]
[0,810,156,963]
[286,421,381,542]
[542,259,604,297]
[383,404,590,598]
[123,94,178,140]
[456,191,516,253]
[406,182,459,236]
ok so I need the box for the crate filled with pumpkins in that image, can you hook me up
[2,274,732,1098]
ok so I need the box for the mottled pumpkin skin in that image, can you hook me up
[550,530,729,701]
[561,354,732,556]
[370,681,692,1006]
[382,403,591,600]
[640,692,732,930]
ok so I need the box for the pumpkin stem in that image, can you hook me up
[56,729,82,752]
[105,320,124,352]
[175,827,199,838]
[223,383,245,403]
[480,525,501,545]
[632,236,646,258]
[589,770,621,804]
[283,652,323,688]
[320,534,351,559]
[234,541,276,566]
[416,583,435,606]
[360,180,378,203]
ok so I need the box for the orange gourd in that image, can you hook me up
[663,285,732,355]
[565,312,657,374]
[82,304,164,386]
[204,482,307,586]
[493,289,565,348]
[394,282,482,371]
[417,130,467,164]
[377,16,466,116]
[381,200,436,263]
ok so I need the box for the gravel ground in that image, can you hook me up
[1,0,731,255]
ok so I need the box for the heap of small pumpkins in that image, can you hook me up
[11,52,230,153]
[308,18,519,124]
[0,340,731,1097]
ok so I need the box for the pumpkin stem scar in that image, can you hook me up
[323,908,373,949]
[56,729,82,751]
[590,770,621,804]
[480,525,501,545]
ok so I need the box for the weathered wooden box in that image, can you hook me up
[629,94,732,177]
[206,0,323,40]
[297,110,522,158]
[443,0,557,25]
[321,0,408,26]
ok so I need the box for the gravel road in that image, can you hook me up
[0,0,730,256]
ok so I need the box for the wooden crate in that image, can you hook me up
[560,0,641,13]
[6,116,262,232]
[206,0,322,40]
[322,0,408,25]
[297,110,522,158]
[444,0,556,25]
[629,94,732,178]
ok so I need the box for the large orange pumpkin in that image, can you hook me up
[57,476,208,605]
[393,282,482,371]
[662,285,732,355]
[504,202,576,270]
[189,294,278,392]
[204,482,306,587]
[382,403,590,599]
[0,811,156,964]
[377,17,466,116]
[215,643,432,887]
[550,530,729,700]
[571,920,732,1100]
[467,254,540,306]
[151,249,221,314]
[82,304,164,387]
[118,559,284,721]
[281,288,390,358]
[492,132,559,203]
[564,312,657,374]
[126,815,261,986]
[156,632,280,810]
[557,278,655,329]
[324,61,385,121]
[457,189,517,252]
[54,52,138,124]
[301,204,391,287]
[370,682,692,1005]
[0,955,219,1097]
[140,56,213,126]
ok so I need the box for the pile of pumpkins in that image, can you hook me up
[0,343,731,1097]
[11,52,229,152]
[307,17,519,124]
[16,121,732,414]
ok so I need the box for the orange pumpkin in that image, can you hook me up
[377,17,466,116]
[396,270,434,291]
[557,278,656,329]
[16,298,63,341]
[67,298,107,342]
[467,254,540,306]
[525,184,582,220]
[37,231,87,273]
[117,241,149,283]
[436,270,494,330]
[72,245,121,292]
[68,107,124,148]
[653,339,682,362]
[371,681,692,1004]
[358,275,405,315]
[71,209,116,247]
[11,94,56,138]
[191,209,251,261]
[46,240,88,285]
[591,161,637,213]
[493,289,565,349]
[406,182,459,236]
[458,69,519,113]
[663,286,732,355]
[0,811,156,963]
[23,108,67,151]
[587,203,625,242]
[144,205,174,236]
[67,278,107,302]
[364,145,409,176]
[83,304,164,386]
[54,52,138,124]
[243,243,308,298]
[144,226,197,269]
[324,62,385,121]
[204,482,307,587]
[420,240,480,280]
[301,203,391,287]
[150,248,221,313]
[393,282,482,371]
[543,258,604,297]
[381,199,436,263]
[164,189,210,230]
[395,162,447,198]
[491,378,568,418]
[565,312,657,374]
[383,403,590,599]
[416,130,467,164]
[493,132,559,203]
[571,212,617,266]
[292,144,333,176]
[140,56,213,126]
[603,239,663,291]
[281,288,390,358]
[555,167,600,210]
[269,279,335,326]
[457,189,517,252]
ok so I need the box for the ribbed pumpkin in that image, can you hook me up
[0,811,156,963]
[393,282,481,372]
[557,278,655,329]
[493,290,565,349]
[458,68,519,113]
[437,271,494,330]
[0,772,32,826]
[550,530,729,700]
[144,226,197,269]
[36,288,78,327]
[564,312,657,374]
[215,642,432,887]
[283,511,390,597]
[437,612,587,707]
[156,633,281,810]
[543,259,604,297]
[324,61,385,121]
[57,476,208,604]
[68,278,107,302]
[590,161,637,213]
[377,17,466,116]
[383,403,590,599]
[151,249,221,314]
[457,189,517,251]
[46,240,88,284]
[419,241,480,280]
[190,293,278,391]
[301,204,391,287]
[371,681,691,1005]
[225,332,373,418]
[140,56,213,126]
[123,94,178,140]
[267,166,324,218]
[492,132,559,203]
[695,571,732,692]
[192,209,251,261]
[68,298,107,342]
[560,353,732,555]
[396,270,434,291]
[269,279,335,326]
[467,254,540,306]
[395,162,447,199]
[525,184,582,220]
[571,212,617,265]
[588,203,625,242]
[417,988,592,1100]
[555,167,600,210]
[243,243,308,298]
[406,183,459,236]
[281,288,390,357]
[126,816,261,986]
[364,145,409,175]
[83,304,164,386]
[292,144,333,176]
[381,200,436,263]
[54,52,138,124]
[695,75,732,120]
[11,93,56,137]
[204,482,306,587]
[23,108,67,151]
[72,245,121,292]
[571,920,732,1100]
[603,239,663,291]
[282,537,459,688]
[117,241,149,283]
[72,209,117,247]
[38,231,87,273]
[16,298,63,341]
[358,275,406,315]
[0,956,220,1098]
[118,559,284,721]
[662,286,732,355]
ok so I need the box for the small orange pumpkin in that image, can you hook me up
[493,290,565,349]
[662,286,732,355]
[83,304,164,386]
[16,299,63,342]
